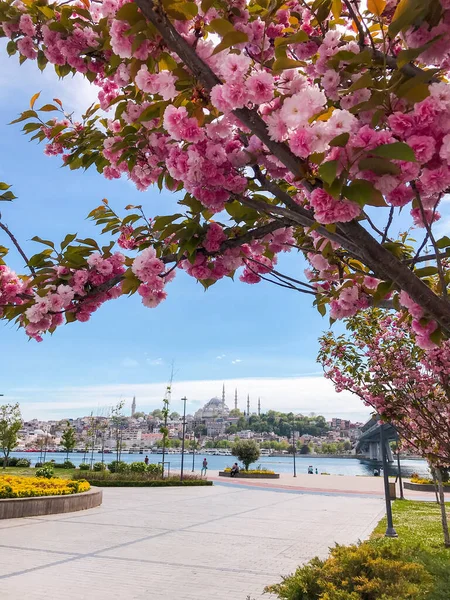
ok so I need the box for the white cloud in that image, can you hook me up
[121,358,139,368]
[231,359,242,364]
[11,376,372,422]
[0,45,99,116]
[147,358,163,366]
[435,216,450,238]
[216,354,226,360]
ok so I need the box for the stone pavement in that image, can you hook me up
[208,471,436,500]
[0,485,384,600]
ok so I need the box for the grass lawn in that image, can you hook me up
[372,500,450,600]
[0,466,77,479]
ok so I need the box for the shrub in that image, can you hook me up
[265,542,432,600]
[78,463,90,470]
[232,439,260,471]
[34,462,43,468]
[63,460,75,469]
[6,457,18,467]
[147,463,163,476]
[0,474,90,498]
[93,462,106,471]
[129,461,147,473]
[36,466,54,479]
[108,460,129,473]
[16,458,31,467]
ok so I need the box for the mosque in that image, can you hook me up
[194,385,231,420]
[194,386,261,436]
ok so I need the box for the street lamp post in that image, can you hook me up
[380,425,398,537]
[180,397,187,482]
[292,419,297,478]
[191,426,196,472]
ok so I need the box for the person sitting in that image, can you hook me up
[230,463,240,477]
[308,465,314,474]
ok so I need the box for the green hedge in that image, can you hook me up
[84,479,213,487]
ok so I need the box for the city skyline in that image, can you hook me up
[5,376,371,422]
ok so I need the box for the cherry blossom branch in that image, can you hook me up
[381,207,394,244]
[0,217,36,275]
[411,181,447,298]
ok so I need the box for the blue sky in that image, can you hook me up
[0,46,447,422]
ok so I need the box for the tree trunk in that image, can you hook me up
[2,454,7,469]
[436,467,450,547]
[431,467,440,505]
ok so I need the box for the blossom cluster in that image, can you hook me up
[319,311,450,465]
[0,0,448,343]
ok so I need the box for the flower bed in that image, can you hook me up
[219,470,280,479]
[0,475,90,498]
[405,478,449,493]
[73,471,212,487]
[83,479,213,487]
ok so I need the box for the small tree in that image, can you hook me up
[60,422,76,460]
[232,439,260,471]
[300,444,311,455]
[0,403,22,468]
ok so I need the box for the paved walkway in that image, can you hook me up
[209,471,438,500]
[0,486,383,599]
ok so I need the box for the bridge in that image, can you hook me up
[356,415,398,463]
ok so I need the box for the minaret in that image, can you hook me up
[222,383,226,410]
[258,397,261,416]
[131,396,136,416]
[234,388,238,411]
[247,394,250,419]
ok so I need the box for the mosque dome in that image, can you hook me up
[195,397,229,419]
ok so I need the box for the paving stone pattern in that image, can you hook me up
[0,485,384,599]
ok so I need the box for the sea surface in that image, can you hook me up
[9,451,430,478]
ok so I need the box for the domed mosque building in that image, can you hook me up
[194,385,236,436]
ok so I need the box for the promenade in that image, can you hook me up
[0,485,384,599]
[209,471,435,500]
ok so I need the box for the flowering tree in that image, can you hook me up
[318,309,450,545]
[0,403,22,468]
[0,0,450,344]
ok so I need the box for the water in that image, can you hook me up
[8,451,430,478]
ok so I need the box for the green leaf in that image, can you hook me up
[358,157,401,176]
[115,2,141,24]
[209,18,235,36]
[77,238,100,249]
[152,214,183,231]
[329,132,349,147]
[415,266,438,278]
[343,179,386,207]
[201,0,215,11]
[38,104,59,112]
[388,0,427,38]
[166,2,198,20]
[0,191,16,201]
[65,311,77,324]
[371,142,416,162]
[272,56,305,71]
[318,160,337,185]
[61,233,77,250]
[436,236,450,249]
[346,72,373,94]
[31,236,55,249]
[212,31,248,55]
[122,272,141,295]
[396,36,442,68]
[6,40,16,56]
[0,182,11,191]
[274,30,309,47]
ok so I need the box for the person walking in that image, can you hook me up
[144,455,149,465]
[201,457,208,477]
